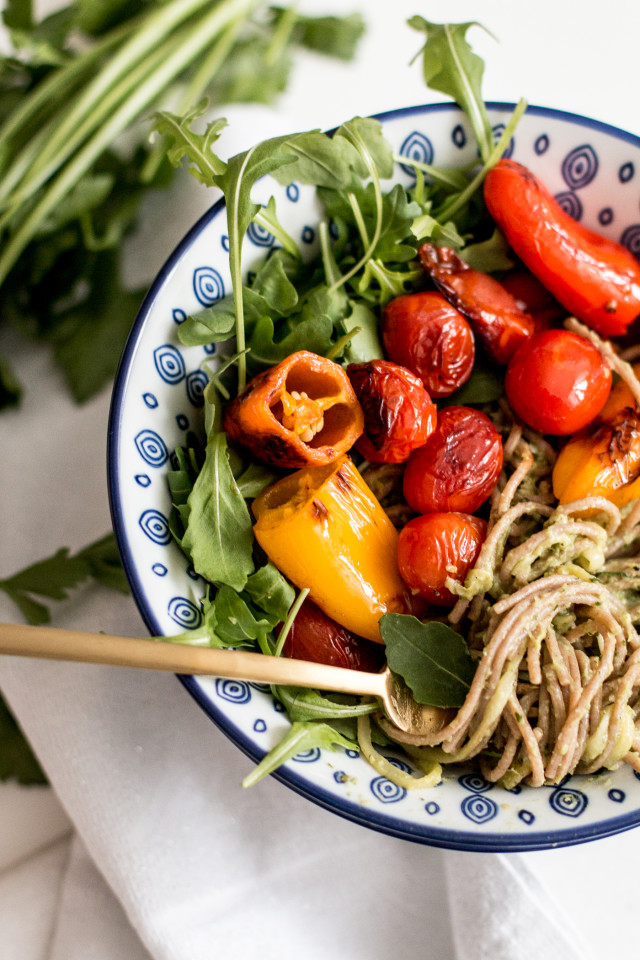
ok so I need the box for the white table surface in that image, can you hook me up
[2,2,639,957]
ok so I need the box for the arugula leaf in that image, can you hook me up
[0,352,22,409]
[276,687,378,722]
[251,250,301,312]
[0,697,46,785]
[339,301,384,363]
[411,213,467,250]
[157,112,396,387]
[253,195,300,257]
[247,314,334,370]
[178,299,237,348]
[179,250,308,349]
[197,36,293,107]
[241,720,355,787]
[370,184,422,261]
[50,249,146,403]
[157,117,315,387]
[460,229,514,273]
[356,260,422,307]
[335,116,394,182]
[211,584,274,646]
[167,444,202,542]
[3,0,34,33]
[181,431,254,591]
[380,613,476,708]
[235,461,279,499]
[243,562,295,623]
[159,563,295,651]
[152,105,228,187]
[157,589,223,648]
[270,9,365,61]
[0,532,128,625]
[269,126,378,192]
[319,181,420,264]
[409,17,495,164]
[79,532,131,594]
[441,357,504,407]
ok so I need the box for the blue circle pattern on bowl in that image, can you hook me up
[108,102,640,852]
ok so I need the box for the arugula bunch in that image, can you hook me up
[0,0,364,407]
[151,18,526,781]
[0,533,129,626]
[157,18,525,392]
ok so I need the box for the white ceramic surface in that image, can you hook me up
[108,102,640,851]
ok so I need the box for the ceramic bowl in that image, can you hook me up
[108,102,640,852]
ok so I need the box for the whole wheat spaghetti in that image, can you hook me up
[362,322,640,789]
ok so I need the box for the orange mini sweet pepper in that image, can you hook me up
[252,456,409,642]
[553,364,640,507]
[223,350,364,469]
[553,408,640,507]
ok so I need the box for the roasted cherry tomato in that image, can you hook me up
[402,406,503,515]
[346,360,437,463]
[505,329,612,435]
[484,159,640,338]
[281,597,384,672]
[500,268,566,330]
[382,291,475,398]
[552,408,640,507]
[397,512,487,606]
[419,242,535,364]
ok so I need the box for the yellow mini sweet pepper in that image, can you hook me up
[252,456,409,642]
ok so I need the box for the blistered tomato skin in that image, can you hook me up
[403,406,503,514]
[281,598,384,672]
[505,329,612,435]
[397,512,487,606]
[382,291,475,398]
[484,159,640,338]
[419,243,535,364]
[346,360,437,463]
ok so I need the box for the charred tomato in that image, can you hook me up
[382,291,475,398]
[346,359,437,463]
[403,406,503,514]
[419,242,535,365]
[281,597,384,672]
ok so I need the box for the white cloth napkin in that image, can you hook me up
[4,0,640,956]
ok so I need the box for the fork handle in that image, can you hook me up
[0,622,385,698]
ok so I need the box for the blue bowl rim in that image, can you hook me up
[107,100,640,852]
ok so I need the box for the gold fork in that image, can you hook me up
[0,622,448,737]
